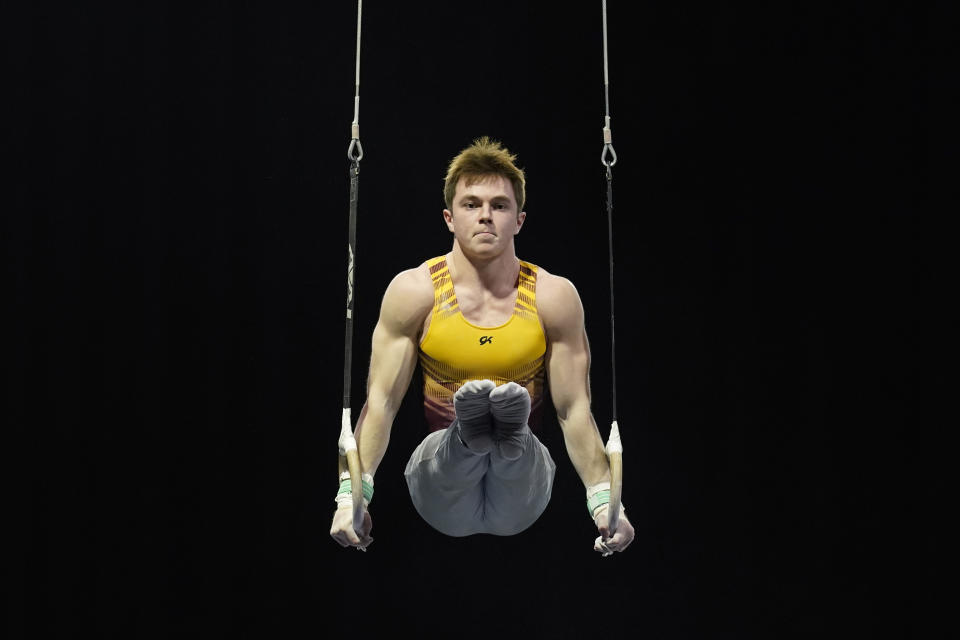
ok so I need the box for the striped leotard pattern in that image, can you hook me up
[419,256,547,432]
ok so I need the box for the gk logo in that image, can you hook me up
[479,336,493,345]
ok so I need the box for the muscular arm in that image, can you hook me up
[330,266,431,549]
[540,271,634,554]
[352,267,433,477]
[539,273,610,488]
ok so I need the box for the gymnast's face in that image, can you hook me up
[443,174,526,259]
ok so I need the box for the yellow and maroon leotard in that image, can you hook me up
[419,255,547,433]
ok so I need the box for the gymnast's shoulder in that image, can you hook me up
[533,266,583,307]
[531,266,585,329]
[378,262,434,330]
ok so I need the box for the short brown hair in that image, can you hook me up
[443,137,526,214]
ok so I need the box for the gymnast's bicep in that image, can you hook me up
[364,269,432,414]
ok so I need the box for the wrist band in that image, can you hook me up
[587,490,610,516]
[335,471,374,507]
[586,481,626,521]
[586,481,611,517]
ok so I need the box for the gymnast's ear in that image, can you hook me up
[443,208,455,232]
[514,210,527,234]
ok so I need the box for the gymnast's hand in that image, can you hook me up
[593,506,634,556]
[330,505,374,550]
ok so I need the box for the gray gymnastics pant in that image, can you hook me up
[403,419,556,537]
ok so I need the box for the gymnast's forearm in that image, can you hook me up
[558,405,611,488]
[353,399,397,477]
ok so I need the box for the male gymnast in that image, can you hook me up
[330,137,634,555]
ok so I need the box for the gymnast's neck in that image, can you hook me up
[447,242,521,296]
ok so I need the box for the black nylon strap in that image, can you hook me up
[605,166,617,423]
[343,160,359,409]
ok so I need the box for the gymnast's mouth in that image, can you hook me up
[474,231,497,237]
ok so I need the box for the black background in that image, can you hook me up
[7,1,929,638]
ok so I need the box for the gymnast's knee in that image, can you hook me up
[481,500,549,536]
[482,514,540,537]
[420,511,485,538]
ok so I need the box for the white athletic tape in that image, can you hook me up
[588,482,625,520]
[595,536,615,557]
[587,481,620,519]
[338,408,357,455]
[605,420,622,454]
[335,471,375,508]
[587,481,611,498]
[339,471,375,484]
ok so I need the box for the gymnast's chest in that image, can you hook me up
[456,289,517,327]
